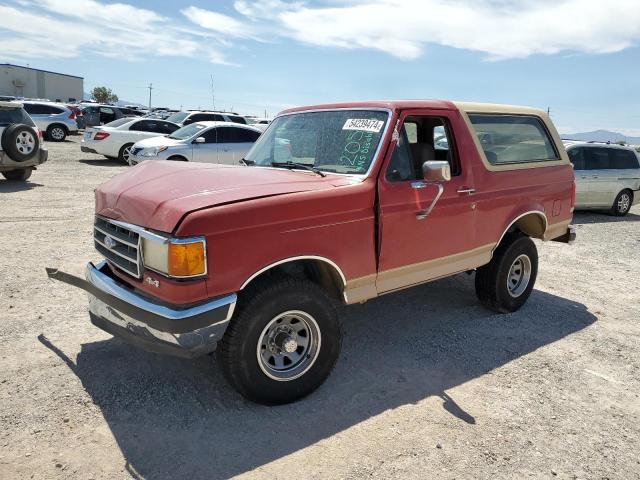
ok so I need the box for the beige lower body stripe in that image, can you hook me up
[343,243,495,304]
[343,220,572,304]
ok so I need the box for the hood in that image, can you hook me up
[95,161,358,232]
[133,135,181,149]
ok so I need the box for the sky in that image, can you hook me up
[1,0,640,135]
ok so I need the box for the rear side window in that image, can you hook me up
[158,121,180,134]
[228,115,247,124]
[610,149,639,169]
[129,120,161,132]
[469,114,559,165]
[0,107,35,126]
[218,127,260,143]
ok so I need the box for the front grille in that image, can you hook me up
[94,217,141,278]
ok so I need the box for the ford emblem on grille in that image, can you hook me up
[104,235,117,249]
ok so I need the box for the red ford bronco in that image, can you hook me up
[49,100,576,404]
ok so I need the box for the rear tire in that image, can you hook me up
[46,124,67,142]
[475,234,538,313]
[217,277,342,405]
[2,169,32,181]
[118,143,134,164]
[611,190,632,216]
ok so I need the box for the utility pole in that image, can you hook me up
[147,83,153,110]
[210,75,215,111]
[547,107,551,116]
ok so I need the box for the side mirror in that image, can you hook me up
[194,137,205,144]
[422,160,451,183]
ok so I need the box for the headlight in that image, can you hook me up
[140,146,168,157]
[142,236,206,278]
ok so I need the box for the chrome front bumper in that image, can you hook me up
[46,261,237,358]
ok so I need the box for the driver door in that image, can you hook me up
[376,110,480,294]
[191,128,219,163]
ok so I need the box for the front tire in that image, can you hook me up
[217,277,342,405]
[475,234,538,313]
[2,169,33,181]
[46,124,67,142]
[611,190,632,216]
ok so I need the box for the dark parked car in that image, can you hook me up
[79,105,143,129]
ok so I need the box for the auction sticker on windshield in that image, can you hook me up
[343,118,384,133]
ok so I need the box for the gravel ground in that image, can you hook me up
[1,137,639,480]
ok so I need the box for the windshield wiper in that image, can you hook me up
[270,161,326,177]
[239,158,255,165]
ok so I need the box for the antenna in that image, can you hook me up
[210,74,215,110]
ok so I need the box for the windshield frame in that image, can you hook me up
[245,107,393,178]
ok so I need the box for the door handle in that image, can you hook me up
[457,187,475,194]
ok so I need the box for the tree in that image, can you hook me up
[91,86,118,104]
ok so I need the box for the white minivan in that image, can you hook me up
[565,141,640,216]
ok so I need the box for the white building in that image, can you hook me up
[0,64,84,102]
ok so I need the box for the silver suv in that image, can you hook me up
[0,101,48,181]
[22,101,78,142]
[565,141,640,216]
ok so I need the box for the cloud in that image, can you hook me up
[224,0,640,60]
[0,0,233,65]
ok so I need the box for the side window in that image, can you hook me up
[22,103,36,114]
[159,122,179,134]
[24,104,48,115]
[189,113,224,123]
[610,149,639,169]
[568,147,586,170]
[228,115,247,124]
[386,125,415,182]
[200,128,217,143]
[585,148,610,170]
[99,107,114,115]
[217,127,234,143]
[235,128,261,143]
[129,120,150,132]
[468,114,559,165]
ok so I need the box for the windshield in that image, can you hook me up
[245,110,389,174]
[168,123,207,140]
[0,107,36,126]
[166,111,189,124]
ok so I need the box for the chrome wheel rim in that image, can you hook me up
[50,127,65,140]
[507,254,532,298]
[123,146,132,164]
[257,310,321,381]
[618,193,630,213]
[15,131,35,154]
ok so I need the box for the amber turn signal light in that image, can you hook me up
[168,241,206,277]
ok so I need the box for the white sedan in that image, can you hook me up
[80,117,180,163]
[129,121,262,165]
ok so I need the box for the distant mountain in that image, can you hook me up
[561,129,640,145]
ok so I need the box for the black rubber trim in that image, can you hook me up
[90,313,219,359]
[46,264,231,334]
[80,146,98,154]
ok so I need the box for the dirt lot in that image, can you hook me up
[1,136,639,480]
